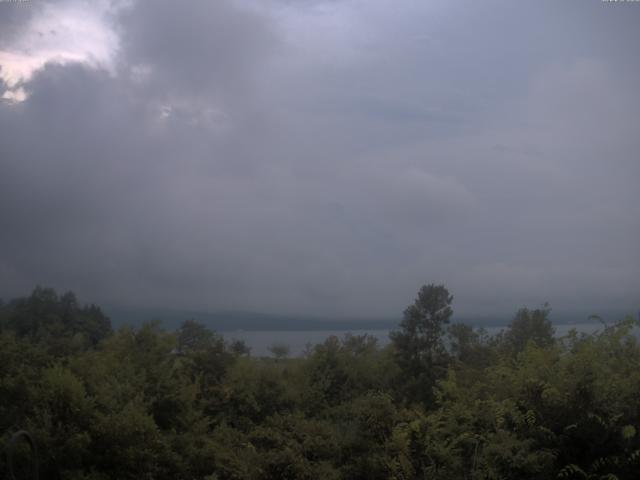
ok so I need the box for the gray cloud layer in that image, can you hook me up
[1,0,638,318]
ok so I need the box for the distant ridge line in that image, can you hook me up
[104,306,612,332]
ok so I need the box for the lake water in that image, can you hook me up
[223,323,606,357]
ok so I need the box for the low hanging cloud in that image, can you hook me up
[0,0,638,319]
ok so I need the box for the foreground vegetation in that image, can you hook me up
[1,286,639,479]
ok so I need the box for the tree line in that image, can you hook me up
[1,285,639,479]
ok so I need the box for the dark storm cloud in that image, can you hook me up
[0,0,638,318]
[117,0,275,100]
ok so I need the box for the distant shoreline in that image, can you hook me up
[104,306,628,332]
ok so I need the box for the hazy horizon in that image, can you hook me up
[101,302,634,331]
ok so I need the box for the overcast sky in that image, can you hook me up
[0,0,638,319]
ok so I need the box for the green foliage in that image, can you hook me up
[2,287,111,355]
[503,304,555,354]
[268,343,291,360]
[1,286,639,479]
[447,323,495,370]
[390,284,453,404]
[302,334,397,410]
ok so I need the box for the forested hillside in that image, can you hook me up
[1,286,639,479]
